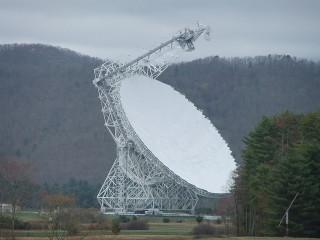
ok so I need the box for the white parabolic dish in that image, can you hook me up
[120,75,236,193]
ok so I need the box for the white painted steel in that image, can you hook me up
[93,23,228,214]
[120,75,235,193]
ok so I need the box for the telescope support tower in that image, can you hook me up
[93,23,213,214]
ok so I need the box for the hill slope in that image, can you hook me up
[0,44,115,184]
[0,44,319,184]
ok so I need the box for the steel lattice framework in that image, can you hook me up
[93,23,215,214]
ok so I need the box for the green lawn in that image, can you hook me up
[15,212,48,221]
[2,212,47,220]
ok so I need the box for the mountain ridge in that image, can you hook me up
[1,44,319,185]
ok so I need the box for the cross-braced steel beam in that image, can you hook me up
[94,23,215,214]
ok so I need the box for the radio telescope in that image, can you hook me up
[93,23,236,214]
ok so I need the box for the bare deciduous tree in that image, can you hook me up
[0,157,35,239]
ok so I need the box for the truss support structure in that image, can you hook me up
[93,23,214,214]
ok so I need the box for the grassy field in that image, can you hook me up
[0,223,195,238]
[9,212,48,221]
[0,212,196,239]
[1,235,320,240]
[1,213,319,240]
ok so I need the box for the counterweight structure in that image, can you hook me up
[93,23,214,214]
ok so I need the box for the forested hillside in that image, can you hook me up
[0,44,319,185]
[231,111,320,237]
[0,44,115,184]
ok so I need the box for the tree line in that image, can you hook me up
[42,178,100,208]
[226,110,320,237]
[0,161,100,238]
[0,160,100,211]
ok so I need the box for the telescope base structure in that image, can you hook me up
[94,24,214,215]
[97,156,199,214]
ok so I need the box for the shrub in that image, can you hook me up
[55,210,80,235]
[15,219,30,230]
[121,220,149,230]
[88,223,96,230]
[27,221,45,230]
[132,215,138,221]
[111,219,120,235]
[94,220,109,230]
[0,215,12,229]
[66,221,78,235]
[196,215,203,224]
[163,217,170,223]
[0,215,29,230]
[192,223,220,237]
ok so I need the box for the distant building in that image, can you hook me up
[203,215,221,221]
[0,203,21,213]
[145,208,163,216]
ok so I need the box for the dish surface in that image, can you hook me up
[120,75,236,193]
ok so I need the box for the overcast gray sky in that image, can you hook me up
[1,0,320,62]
